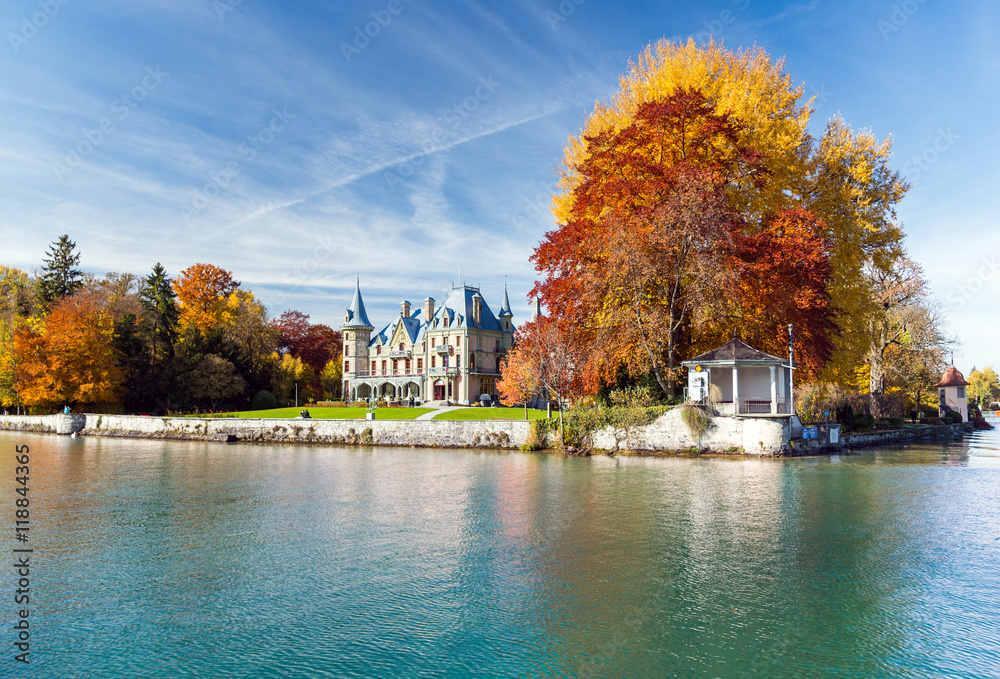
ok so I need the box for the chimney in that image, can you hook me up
[400,300,411,318]
[472,293,482,327]
[424,297,435,320]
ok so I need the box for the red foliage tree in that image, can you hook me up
[273,311,342,392]
[532,89,837,395]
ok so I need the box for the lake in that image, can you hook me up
[1,427,998,678]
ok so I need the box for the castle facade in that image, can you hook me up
[341,282,514,405]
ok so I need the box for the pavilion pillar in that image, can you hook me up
[732,366,739,415]
[770,366,778,414]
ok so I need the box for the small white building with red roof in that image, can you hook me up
[934,366,970,422]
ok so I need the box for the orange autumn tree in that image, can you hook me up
[15,292,123,408]
[498,315,584,443]
[534,89,761,396]
[172,263,240,334]
[533,88,838,396]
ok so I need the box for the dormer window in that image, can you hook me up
[399,343,404,351]
[377,346,381,355]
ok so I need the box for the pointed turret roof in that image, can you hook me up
[499,284,512,317]
[933,366,969,388]
[343,279,373,329]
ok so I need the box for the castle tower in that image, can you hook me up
[498,283,514,351]
[341,279,374,400]
[934,366,970,422]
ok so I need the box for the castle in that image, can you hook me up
[341,281,515,405]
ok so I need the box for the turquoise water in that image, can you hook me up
[1,428,999,678]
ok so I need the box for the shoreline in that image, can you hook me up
[0,412,974,457]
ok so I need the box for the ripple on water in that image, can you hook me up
[4,433,1000,678]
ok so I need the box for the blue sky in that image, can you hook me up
[1,0,997,371]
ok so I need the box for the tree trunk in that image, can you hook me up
[558,397,564,447]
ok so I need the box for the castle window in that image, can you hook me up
[431,356,436,368]
[345,360,350,373]
[399,343,404,351]
[382,360,387,375]
[958,386,966,399]
[418,358,423,373]
[495,340,500,352]
[470,354,475,370]
[431,338,435,348]
[457,356,461,368]
[377,345,381,355]
[405,359,411,373]
[455,336,460,347]
[371,361,376,373]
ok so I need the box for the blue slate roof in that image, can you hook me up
[360,285,511,348]
[343,279,373,328]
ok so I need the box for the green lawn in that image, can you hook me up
[198,407,434,420]
[432,408,551,421]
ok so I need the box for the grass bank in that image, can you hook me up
[432,408,550,421]
[192,407,434,420]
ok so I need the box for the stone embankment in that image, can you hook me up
[0,413,528,449]
[0,412,974,456]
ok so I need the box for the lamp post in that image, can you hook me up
[295,381,298,408]
[788,324,794,414]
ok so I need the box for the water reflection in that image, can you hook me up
[1,431,998,678]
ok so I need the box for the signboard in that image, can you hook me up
[802,426,818,440]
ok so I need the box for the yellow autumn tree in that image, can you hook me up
[553,39,910,385]
[172,263,240,335]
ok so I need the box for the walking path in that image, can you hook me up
[415,406,453,420]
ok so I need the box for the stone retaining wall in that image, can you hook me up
[0,413,530,449]
[2,412,965,456]
[589,408,790,456]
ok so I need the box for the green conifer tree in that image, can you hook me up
[38,234,83,305]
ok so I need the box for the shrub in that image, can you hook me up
[947,412,963,424]
[888,417,905,429]
[522,419,551,451]
[836,403,855,430]
[251,390,277,411]
[679,404,712,439]
[853,413,875,432]
[360,427,373,444]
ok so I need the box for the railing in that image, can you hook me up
[433,345,451,353]
[388,350,410,358]
[734,397,792,415]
